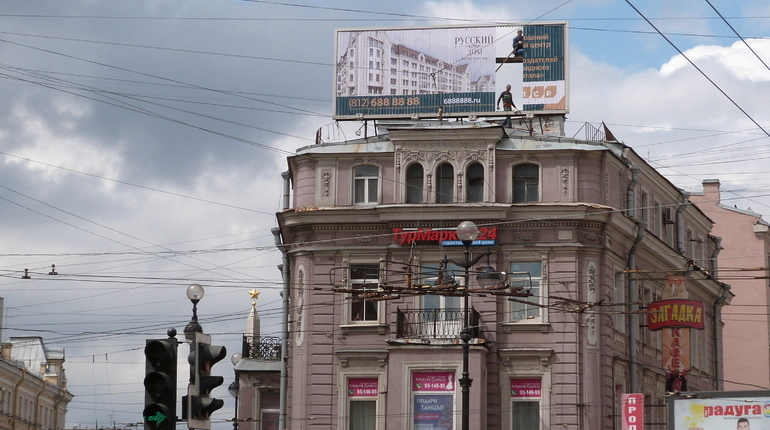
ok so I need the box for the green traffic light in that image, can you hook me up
[145,411,167,424]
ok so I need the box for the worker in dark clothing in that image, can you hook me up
[496,84,518,128]
[512,29,524,57]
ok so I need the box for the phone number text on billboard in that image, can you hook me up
[336,92,495,118]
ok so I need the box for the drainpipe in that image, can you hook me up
[710,236,728,389]
[272,227,290,430]
[12,367,24,430]
[676,192,691,255]
[33,377,46,430]
[52,395,63,430]
[626,165,644,393]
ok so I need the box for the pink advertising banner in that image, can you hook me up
[348,378,378,397]
[413,371,456,392]
[622,393,644,430]
[510,378,541,398]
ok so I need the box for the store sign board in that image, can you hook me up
[622,393,644,430]
[647,299,705,330]
[392,227,497,246]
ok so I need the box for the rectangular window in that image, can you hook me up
[350,264,380,322]
[614,269,626,334]
[353,165,379,205]
[509,262,543,322]
[259,389,279,430]
[348,378,377,430]
[511,378,542,430]
[412,372,455,429]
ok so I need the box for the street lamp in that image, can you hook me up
[444,221,502,430]
[228,353,242,430]
[184,283,205,340]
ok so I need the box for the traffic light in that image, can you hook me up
[143,336,178,430]
[185,332,226,430]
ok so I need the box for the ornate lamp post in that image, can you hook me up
[228,353,242,430]
[444,221,503,430]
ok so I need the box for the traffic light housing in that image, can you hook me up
[185,332,226,429]
[143,337,178,430]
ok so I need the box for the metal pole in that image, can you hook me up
[460,243,472,430]
[233,395,238,430]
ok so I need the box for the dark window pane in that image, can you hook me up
[436,163,454,203]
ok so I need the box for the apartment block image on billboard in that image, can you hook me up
[334,23,567,120]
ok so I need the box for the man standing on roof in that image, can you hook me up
[496,84,518,128]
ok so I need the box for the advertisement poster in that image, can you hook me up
[669,393,770,430]
[334,23,568,119]
[414,394,454,430]
[511,378,541,398]
[413,371,455,429]
[413,371,456,392]
[348,378,378,397]
[622,393,644,430]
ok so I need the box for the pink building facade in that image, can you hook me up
[691,179,770,391]
[274,120,728,429]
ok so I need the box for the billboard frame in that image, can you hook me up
[333,22,569,121]
[667,390,770,430]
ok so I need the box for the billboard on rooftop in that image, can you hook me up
[333,22,568,120]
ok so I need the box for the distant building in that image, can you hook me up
[275,117,729,429]
[691,179,769,390]
[231,291,280,430]
[0,336,73,430]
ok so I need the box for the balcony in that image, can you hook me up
[396,308,481,340]
[242,335,281,360]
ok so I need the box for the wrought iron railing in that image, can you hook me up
[242,335,282,360]
[396,308,481,340]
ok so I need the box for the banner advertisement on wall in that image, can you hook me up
[668,391,770,430]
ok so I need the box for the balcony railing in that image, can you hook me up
[242,335,282,360]
[396,308,481,340]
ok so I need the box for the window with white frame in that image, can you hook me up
[349,264,381,323]
[512,163,539,203]
[509,261,543,323]
[347,378,378,430]
[353,165,379,205]
[258,389,279,430]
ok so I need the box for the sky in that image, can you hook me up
[1,0,770,428]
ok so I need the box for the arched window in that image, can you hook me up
[435,163,454,203]
[466,162,484,203]
[353,165,379,205]
[513,163,539,203]
[406,163,424,203]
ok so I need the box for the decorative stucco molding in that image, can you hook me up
[337,350,389,368]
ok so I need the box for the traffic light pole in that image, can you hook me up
[186,331,226,430]
[143,329,179,430]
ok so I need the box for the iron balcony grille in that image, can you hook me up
[242,335,282,360]
[397,308,480,340]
